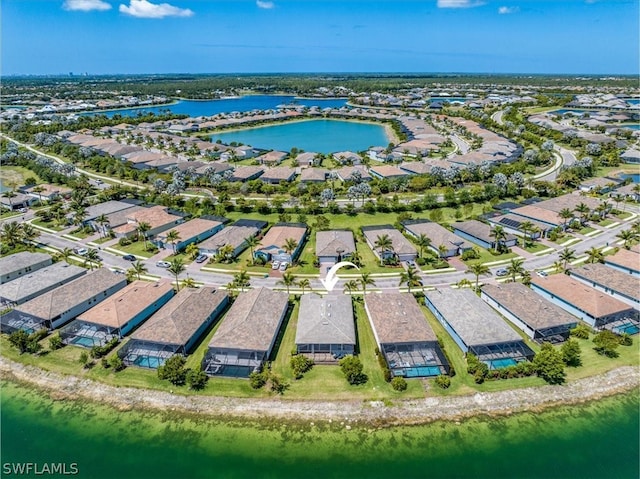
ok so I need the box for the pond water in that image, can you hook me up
[1,380,638,479]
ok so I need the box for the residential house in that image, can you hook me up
[154,217,225,252]
[604,248,640,276]
[361,225,417,262]
[452,220,518,250]
[0,252,52,284]
[198,219,266,258]
[255,223,307,264]
[111,205,184,239]
[315,230,356,265]
[402,220,472,258]
[369,165,409,180]
[568,263,640,311]
[259,167,297,184]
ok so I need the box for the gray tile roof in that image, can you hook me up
[208,287,289,352]
[403,221,472,250]
[0,262,86,304]
[454,220,517,245]
[362,225,417,256]
[365,293,437,344]
[481,283,578,331]
[198,225,259,252]
[295,294,355,346]
[83,200,142,221]
[315,230,356,257]
[132,287,228,346]
[425,288,522,347]
[569,263,640,301]
[0,252,52,282]
[16,268,126,321]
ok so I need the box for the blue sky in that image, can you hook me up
[2,0,638,75]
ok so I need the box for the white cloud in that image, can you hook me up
[63,0,112,11]
[437,0,484,8]
[498,6,519,14]
[119,0,193,18]
[256,0,274,9]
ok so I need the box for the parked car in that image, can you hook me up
[496,268,508,277]
[122,254,136,261]
[536,270,548,277]
[279,262,289,271]
[19,208,28,213]
[109,267,125,275]
[271,261,280,270]
[156,261,171,268]
[195,254,208,263]
[73,247,88,256]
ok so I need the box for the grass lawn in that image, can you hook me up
[463,248,517,266]
[579,226,596,235]
[598,219,615,227]
[522,241,550,254]
[615,211,633,220]
[118,240,156,259]
[93,236,113,244]
[0,165,43,186]
[564,336,639,381]
[31,219,65,231]
[69,228,94,239]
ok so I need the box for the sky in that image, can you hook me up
[2,0,639,75]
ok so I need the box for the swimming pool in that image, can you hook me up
[487,358,518,369]
[613,324,639,335]
[71,336,97,348]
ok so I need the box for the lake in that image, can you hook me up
[1,380,638,479]
[84,96,348,118]
[210,119,390,154]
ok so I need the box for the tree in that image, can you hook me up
[399,265,422,293]
[277,271,296,295]
[297,278,311,295]
[592,330,620,358]
[49,333,63,351]
[181,276,198,289]
[244,236,259,265]
[585,247,604,264]
[95,214,109,238]
[343,280,359,295]
[58,247,73,264]
[79,351,90,368]
[415,233,432,259]
[558,208,574,230]
[165,229,181,254]
[338,355,368,385]
[574,202,590,225]
[506,258,525,282]
[185,243,200,260]
[8,330,29,354]
[84,249,102,271]
[136,221,152,249]
[391,376,408,391]
[552,260,564,274]
[283,238,298,263]
[489,225,507,253]
[616,229,637,250]
[533,342,566,384]
[359,273,375,295]
[519,220,535,247]
[232,270,251,292]
[1,221,22,248]
[129,260,147,280]
[374,234,393,264]
[466,263,490,291]
[167,258,185,291]
[290,355,314,379]
[157,355,188,386]
[559,247,576,271]
[186,367,209,390]
[561,339,582,367]
[312,215,330,231]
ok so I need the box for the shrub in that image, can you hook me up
[8,330,30,354]
[461,249,479,260]
[434,375,451,389]
[109,355,126,372]
[533,342,566,384]
[79,351,90,368]
[249,371,267,389]
[375,348,392,382]
[290,354,314,379]
[186,367,208,390]
[118,237,132,246]
[338,355,368,385]
[391,376,408,391]
[89,337,119,358]
[49,333,63,351]
[157,355,187,386]
[618,333,633,346]
[593,330,620,358]
[561,339,582,367]
[570,324,591,340]
[266,372,289,394]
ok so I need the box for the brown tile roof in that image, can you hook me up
[156,218,222,242]
[569,263,640,301]
[482,283,578,331]
[511,204,562,225]
[259,225,307,250]
[403,221,472,250]
[531,274,633,318]
[126,205,182,229]
[199,225,259,252]
[77,281,174,329]
[370,165,408,178]
[605,249,640,272]
[315,230,356,257]
[208,287,289,351]
[365,293,436,344]
[132,288,228,346]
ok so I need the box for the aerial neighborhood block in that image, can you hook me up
[481,283,579,343]
[402,220,472,258]
[315,230,356,265]
[0,262,86,306]
[0,252,52,284]
[119,287,229,369]
[111,205,184,239]
[202,287,289,377]
[0,268,127,332]
[254,223,307,264]
[365,293,449,378]
[362,225,417,262]
[568,263,640,311]
[425,288,535,369]
[295,294,355,363]
[531,274,638,333]
[60,280,175,348]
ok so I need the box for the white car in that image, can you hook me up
[74,247,88,256]
[536,270,548,278]
[156,261,171,268]
[496,268,508,277]
[279,262,288,271]
[271,261,280,270]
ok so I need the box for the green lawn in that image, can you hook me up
[31,219,65,231]
[522,241,550,254]
[463,248,517,266]
[579,226,596,235]
[117,240,156,258]
[0,165,43,186]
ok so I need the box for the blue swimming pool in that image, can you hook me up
[613,324,639,335]
[487,358,518,369]
[396,366,442,377]
[71,336,96,348]
[133,356,164,369]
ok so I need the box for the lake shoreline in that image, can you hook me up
[1,356,637,427]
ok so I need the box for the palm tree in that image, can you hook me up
[31,185,45,204]
[506,258,525,282]
[58,247,73,264]
[244,235,259,265]
[297,278,311,295]
[277,271,297,295]
[519,220,534,247]
[616,229,637,250]
[232,270,251,292]
[136,221,151,249]
[283,238,298,264]
[559,247,576,271]
[521,270,532,286]
[343,280,359,295]
[165,229,181,254]
[374,234,393,264]
[185,243,200,260]
[399,265,422,294]
[84,249,101,271]
[217,243,235,263]
[456,278,472,289]
[20,223,38,248]
[438,244,448,260]
[129,260,147,280]
[181,276,197,289]
[574,202,590,225]
[552,260,564,274]
[586,246,604,264]
[466,263,490,291]
[596,201,610,220]
[558,208,573,230]
[415,233,432,259]
[95,214,109,238]
[167,258,185,291]
[359,272,375,295]
[489,225,507,253]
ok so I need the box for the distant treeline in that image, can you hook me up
[3,73,638,100]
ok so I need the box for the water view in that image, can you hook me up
[621,173,640,183]
[83,96,348,118]
[210,119,390,154]
[1,381,637,479]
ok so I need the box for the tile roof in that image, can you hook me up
[259,225,307,251]
[605,248,640,272]
[208,287,289,351]
[199,225,260,252]
[365,293,437,344]
[568,263,640,301]
[362,225,417,256]
[295,294,355,345]
[156,218,222,242]
[403,221,472,250]
[0,252,52,281]
[77,280,174,329]
[453,220,517,244]
[125,205,182,229]
[131,287,228,346]
[0,262,86,304]
[315,230,356,257]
